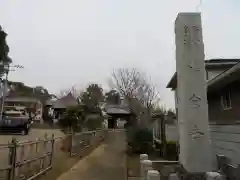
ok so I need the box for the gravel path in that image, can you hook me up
[57,130,127,180]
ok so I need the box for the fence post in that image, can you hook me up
[7,138,17,180]
[41,133,48,169]
[140,154,148,161]
[140,154,149,179]
[35,138,39,154]
[17,145,25,177]
[90,132,93,147]
[147,170,160,180]
[69,133,73,157]
[141,160,152,180]
[49,134,55,166]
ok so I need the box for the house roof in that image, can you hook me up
[5,97,40,103]
[45,99,54,106]
[52,93,78,109]
[106,107,130,115]
[166,59,240,89]
[208,61,240,92]
[105,104,131,115]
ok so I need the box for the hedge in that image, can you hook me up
[154,140,179,160]
[127,127,153,154]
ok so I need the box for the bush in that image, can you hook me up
[165,141,178,160]
[58,105,104,133]
[127,127,153,154]
[58,106,84,133]
[154,140,179,160]
[85,116,104,131]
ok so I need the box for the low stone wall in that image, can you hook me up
[138,153,240,180]
[138,154,179,180]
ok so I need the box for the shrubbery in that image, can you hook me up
[58,106,83,133]
[85,116,104,131]
[58,105,103,133]
[165,141,179,160]
[154,140,179,160]
[127,127,153,154]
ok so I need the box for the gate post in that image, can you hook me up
[7,138,17,180]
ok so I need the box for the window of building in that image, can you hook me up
[221,92,231,110]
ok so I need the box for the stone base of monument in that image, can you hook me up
[169,172,225,180]
[176,165,207,180]
[178,172,206,180]
[169,165,225,180]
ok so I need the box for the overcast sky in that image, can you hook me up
[1,0,240,109]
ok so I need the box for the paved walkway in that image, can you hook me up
[57,130,127,180]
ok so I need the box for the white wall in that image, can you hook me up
[166,124,179,141]
[156,124,240,166]
[153,121,179,142]
[209,124,240,166]
[207,69,225,81]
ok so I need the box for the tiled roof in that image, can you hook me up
[105,104,131,115]
[5,97,40,103]
[52,93,78,109]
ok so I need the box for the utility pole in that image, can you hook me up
[0,64,24,120]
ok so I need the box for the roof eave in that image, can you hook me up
[166,61,240,90]
[207,62,240,92]
[166,72,177,89]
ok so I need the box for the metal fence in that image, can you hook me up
[70,130,106,156]
[0,129,107,180]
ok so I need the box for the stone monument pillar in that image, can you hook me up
[175,13,212,173]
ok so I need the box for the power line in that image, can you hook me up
[196,0,203,12]
[12,65,24,69]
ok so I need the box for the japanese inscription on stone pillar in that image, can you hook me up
[189,93,201,108]
[183,25,190,46]
[192,25,201,45]
[184,25,202,71]
[188,125,204,140]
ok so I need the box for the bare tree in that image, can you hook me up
[57,85,82,99]
[111,68,160,127]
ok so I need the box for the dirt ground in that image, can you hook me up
[126,154,140,178]
[56,130,127,180]
[44,143,96,180]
